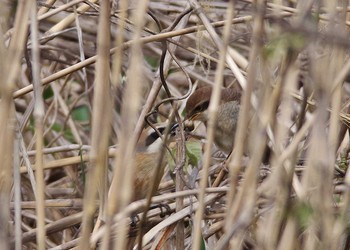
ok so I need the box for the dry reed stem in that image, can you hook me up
[0,1,32,249]
[44,0,98,39]
[189,1,235,249]
[13,125,22,250]
[31,0,47,248]
[78,0,111,249]
[13,15,266,99]
[100,0,129,247]
[224,1,267,249]
[37,0,57,15]
[38,0,86,21]
[109,0,151,249]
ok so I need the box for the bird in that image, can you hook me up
[185,86,241,154]
[132,125,175,201]
[133,151,166,201]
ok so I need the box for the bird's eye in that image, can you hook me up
[193,101,209,114]
[145,131,160,146]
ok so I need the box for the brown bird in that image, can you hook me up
[133,126,174,201]
[133,151,165,201]
[185,86,241,154]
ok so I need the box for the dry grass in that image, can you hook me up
[3,0,350,249]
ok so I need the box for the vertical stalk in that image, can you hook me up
[79,0,111,249]
[31,0,46,248]
[191,1,235,249]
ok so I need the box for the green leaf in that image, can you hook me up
[338,153,348,171]
[167,67,179,75]
[144,55,159,69]
[51,123,62,132]
[63,128,74,142]
[166,140,202,173]
[51,123,75,143]
[200,235,206,250]
[43,86,54,99]
[263,33,305,60]
[167,147,177,172]
[293,201,313,230]
[186,141,202,166]
[71,105,90,122]
[79,149,86,185]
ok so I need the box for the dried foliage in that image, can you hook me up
[2,0,350,249]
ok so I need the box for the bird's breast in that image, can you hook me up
[214,101,240,153]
